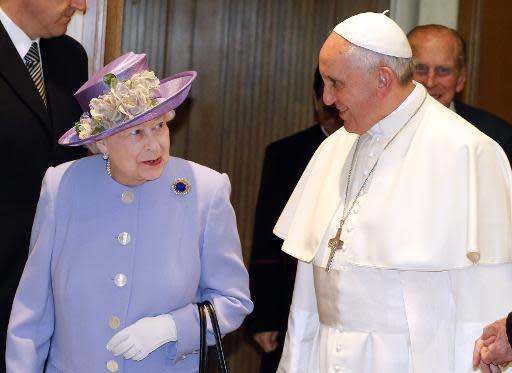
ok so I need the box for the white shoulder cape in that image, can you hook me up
[274,86,512,270]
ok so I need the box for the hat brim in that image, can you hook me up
[59,71,197,146]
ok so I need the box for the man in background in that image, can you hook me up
[247,67,342,373]
[408,24,512,162]
[0,1,88,370]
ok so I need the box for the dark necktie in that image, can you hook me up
[24,42,47,105]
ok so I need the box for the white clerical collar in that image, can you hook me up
[0,6,40,60]
[367,82,425,138]
[449,101,456,112]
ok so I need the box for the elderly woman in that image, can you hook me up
[6,52,252,372]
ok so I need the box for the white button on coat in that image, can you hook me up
[109,316,121,330]
[121,191,134,204]
[113,274,127,287]
[106,360,118,372]
[117,232,131,245]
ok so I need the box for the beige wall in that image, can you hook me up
[390,0,459,33]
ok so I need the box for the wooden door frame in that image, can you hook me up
[458,0,481,104]
[104,0,125,64]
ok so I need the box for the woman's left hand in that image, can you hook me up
[106,314,177,360]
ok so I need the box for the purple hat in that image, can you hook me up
[59,52,197,146]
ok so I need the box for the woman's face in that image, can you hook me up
[97,115,171,186]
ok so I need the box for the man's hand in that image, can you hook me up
[474,336,496,367]
[481,318,512,366]
[474,317,512,372]
[253,331,279,353]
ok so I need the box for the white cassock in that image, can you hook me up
[275,83,512,373]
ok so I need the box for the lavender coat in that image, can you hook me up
[6,155,252,372]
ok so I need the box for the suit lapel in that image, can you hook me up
[0,22,51,133]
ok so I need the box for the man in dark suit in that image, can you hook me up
[407,24,512,163]
[0,1,88,370]
[246,68,343,373]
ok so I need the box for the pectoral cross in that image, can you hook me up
[326,222,344,272]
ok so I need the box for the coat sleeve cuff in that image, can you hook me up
[169,303,200,361]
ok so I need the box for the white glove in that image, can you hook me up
[106,314,177,361]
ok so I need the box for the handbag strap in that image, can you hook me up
[197,301,229,373]
[204,301,229,373]
[198,303,208,372]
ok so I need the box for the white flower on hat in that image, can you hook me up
[75,70,160,139]
[131,70,159,91]
[75,115,94,139]
[90,94,122,128]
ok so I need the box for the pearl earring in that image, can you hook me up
[102,153,111,177]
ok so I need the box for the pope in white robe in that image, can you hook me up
[275,12,512,373]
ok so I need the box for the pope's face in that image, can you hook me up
[21,0,86,38]
[409,30,466,107]
[98,115,171,186]
[319,34,380,135]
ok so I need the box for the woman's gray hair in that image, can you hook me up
[347,43,414,86]
[85,141,101,154]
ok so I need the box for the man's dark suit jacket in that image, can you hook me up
[455,100,512,163]
[0,23,87,371]
[247,124,326,373]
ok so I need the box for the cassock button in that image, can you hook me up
[333,364,341,371]
[106,360,119,372]
[117,232,131,245]
[336,344,343,352]
[467,251,480,264]
[109,316,121,329]
[113,273,128,287]
[121,191,134,204]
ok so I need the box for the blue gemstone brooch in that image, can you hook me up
[172,178,191,195]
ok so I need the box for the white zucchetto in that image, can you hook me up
[333,11,412,58]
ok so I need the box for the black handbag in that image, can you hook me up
[198,301,229,373]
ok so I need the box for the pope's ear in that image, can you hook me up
[377,67,393,89]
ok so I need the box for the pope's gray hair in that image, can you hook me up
[346,43,414,86]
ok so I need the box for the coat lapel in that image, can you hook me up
[0,22,51,133]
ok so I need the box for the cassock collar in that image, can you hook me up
[367,82,423,138]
